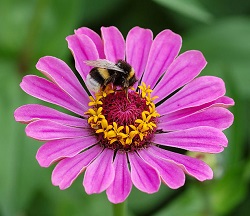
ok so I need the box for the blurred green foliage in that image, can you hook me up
[1,0,250,215]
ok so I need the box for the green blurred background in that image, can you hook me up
[1,0,250,215]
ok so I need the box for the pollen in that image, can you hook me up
[85,82,159,151]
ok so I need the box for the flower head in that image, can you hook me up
[14,26,234,204]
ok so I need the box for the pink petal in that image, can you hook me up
[83,148,115,194]
[14,104,88,127]
[52,145,102,189]
[20,75,84,116]
[138,150,185,189]
[160,96,235,122]
[25,120,93,141]
[36,136,99,167]
[75,27,105,58]
[149,146,213,181]
[153,126,228,153]
[153,50,207,103]
[36,56,89,108]
[66,34,99,81]
[158,107,234,131]
[101,26,125,62]
[106,152,132,204]
[128,152,160,193]
[212,96,235,108]
[126,27,153,81]
[157,76,226,115]
[142,29,182,88]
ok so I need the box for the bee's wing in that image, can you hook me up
[84,59,125,73]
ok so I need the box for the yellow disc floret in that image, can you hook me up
[138,82,153,98]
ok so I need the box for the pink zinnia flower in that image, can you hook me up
[14,26,234,204]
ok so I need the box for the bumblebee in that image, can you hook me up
[85,59,137,96]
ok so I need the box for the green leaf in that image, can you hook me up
[78,0,123,24]
[129,185,174,215]
[244,158,250,182]
[153,184,208,216]
[154,0,213,23]
[209,164,248,215]
[0,0,36,56]
[182,17,250,97]
[0,0,88,73]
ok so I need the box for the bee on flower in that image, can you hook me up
[14,26,234,204]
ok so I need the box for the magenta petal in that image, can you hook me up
[36,56,89,108]
[66,34,99,81]
[83,148,115,194]
[142,29,182,88]
[212,96,235,108]
[25,120,93,141]
[153,50,207,103]
[128,152,160,193]
[161,96,235,122]
[126,27,153,81]
[101,26,125,62]
[36,137,98,167]
[138,150,185,189]
[106,152,132,204]
[52,145,102,189]
[153,126,228,153]
[159,107,234,131]
[157,76,226,115]
[75,27,105,58]
[14,104,88,127]
[149,146,213,181]
[20,75,84,115]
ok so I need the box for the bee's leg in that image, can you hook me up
[123,80,130,102]
[101,85,106,92]
[125,87,130,102]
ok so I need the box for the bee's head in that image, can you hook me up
[116,60,132,74]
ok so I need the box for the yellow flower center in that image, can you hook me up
[85,82,159,151]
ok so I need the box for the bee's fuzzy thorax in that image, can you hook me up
[116,60,132,74]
